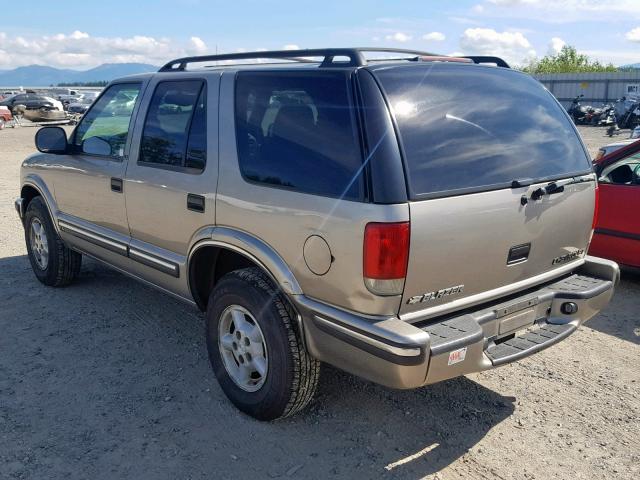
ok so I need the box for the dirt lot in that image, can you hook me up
[0,124,638,480]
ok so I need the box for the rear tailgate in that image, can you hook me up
[401,180,595,319]
[369,62,595,320]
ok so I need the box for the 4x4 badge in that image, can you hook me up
[407,285,465,304]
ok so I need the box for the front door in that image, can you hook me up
[591,151,640,267]
[53,82,144,266]
[123,75,219,298]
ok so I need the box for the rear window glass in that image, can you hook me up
[373,64,592,198]
[234,71,364,200]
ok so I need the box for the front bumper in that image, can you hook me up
[293,256,619,389]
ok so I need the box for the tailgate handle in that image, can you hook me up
[507,243,531,265]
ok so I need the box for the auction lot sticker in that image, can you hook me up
[448,347,467,365]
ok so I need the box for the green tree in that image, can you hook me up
[522,45,617,74]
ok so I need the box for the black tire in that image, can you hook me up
[24,196,82,286]
[206,267,320,420]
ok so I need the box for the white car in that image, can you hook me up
[594,129,640,161]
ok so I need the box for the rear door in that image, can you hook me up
[371,63,596,320]
[123,74,219,297]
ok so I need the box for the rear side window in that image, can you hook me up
[234,71,364,200]
[140,80,207,171]
[373,64,592,198]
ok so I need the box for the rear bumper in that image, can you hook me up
[293,256,619,389]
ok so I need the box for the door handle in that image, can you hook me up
[111,177,123,193]
[187,193,205,213]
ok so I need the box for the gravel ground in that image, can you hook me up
[0,124,638,480]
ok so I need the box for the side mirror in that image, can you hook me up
[82,136,112,156]
[35,126,68,154]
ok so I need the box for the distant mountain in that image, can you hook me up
[621,62,640,69]
[0,63,157,86]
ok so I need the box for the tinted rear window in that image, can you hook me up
[140,80,206,171]
[373,64,592,198]
[235,71,364,200]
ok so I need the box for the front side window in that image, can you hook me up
[139,80,207,171]
[74,83,141,157]
[235,71,364,200]
[600,153,640,185]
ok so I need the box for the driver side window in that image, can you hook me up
[600,153,640,185]
[74,83,141,158]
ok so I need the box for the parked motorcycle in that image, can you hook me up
[567,94,586,124]
[598,102,617,127]
[606,96,640,137]
[567,94,604,125]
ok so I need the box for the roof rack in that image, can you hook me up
[462,56,511,68]
[158,48,509,72]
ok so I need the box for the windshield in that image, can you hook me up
[372,64,592,198]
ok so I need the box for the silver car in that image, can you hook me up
[15,48,618,420]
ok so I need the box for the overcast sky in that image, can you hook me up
[1,0,639,69]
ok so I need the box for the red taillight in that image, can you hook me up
[363,222,410,295]
[592,185,600,229]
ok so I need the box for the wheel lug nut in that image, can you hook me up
[239,355,245,364]
[245,353,252,362]
[244,338,250,346]
[232,342,238,350]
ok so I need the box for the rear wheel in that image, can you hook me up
[206,267,320,420]
[24,196,82,286]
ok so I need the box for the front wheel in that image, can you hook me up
[206,268,320,420]
[24,196,82,286]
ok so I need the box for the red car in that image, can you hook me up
[589,138,640,267]
[0,105,12,129]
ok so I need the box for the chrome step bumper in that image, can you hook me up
[485,323,575,366]
[293,256,619,389]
